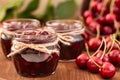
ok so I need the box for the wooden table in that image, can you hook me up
[0,49,120,80]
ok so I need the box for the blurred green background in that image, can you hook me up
[0,0,82,24]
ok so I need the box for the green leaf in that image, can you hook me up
[38,0,54,23]
[18,12,34,18]
[24,0,39,13]
[0,0,24,21]
[0,9,6,21]
[55,0,77,19]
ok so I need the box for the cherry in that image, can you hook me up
[115,0,120,7]
[89,21,101,34]
[105,13,116,24]
[95,50,103,58]
[83,10,93,19]
[103,26,113,35]
[105,36,111,43]
[87,56,103,73]
[82,31,89,41]
[113,5,120,14]
[97,16,106,25]
[102,55,110,62]
[88,37,102,51]
[96,3,102,13]
[108,49,120,65]
[85,16,94,26]
[99,62,116,79]
[76,52,89,69]
[90,1,99,11]
[106,41,119,50]
[117,54,120,66]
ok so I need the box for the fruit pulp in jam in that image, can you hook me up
[12,29,59,77]
[13,48,59,77]
[59,35,85,60]
[1,33,12,58]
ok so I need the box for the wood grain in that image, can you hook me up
[0,48,120,80]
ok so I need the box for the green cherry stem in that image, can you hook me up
[95,0,109,20]
[106,34,116,56]
[92,38,104,56]
[100,37,107,60]
[115,40,120,50]
[110,0,115,13]
[89,0,94,11]
[85,43,102,69]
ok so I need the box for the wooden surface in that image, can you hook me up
[0,49,120,80]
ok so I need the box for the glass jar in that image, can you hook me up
[8,28,60,77]
[46,20,85,61]
[0,19,40,58]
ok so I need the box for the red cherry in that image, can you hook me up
[102,55,110,62]
[96,3,102,13]
[76,52,89,69]
[85,16,94,26]
[99,62,116,79]
[115,0,120,7]
[87,56,103,73]
[103,26,113,35]
[117,54,120,66]
[95,50,103,58]
[113,5,120,14]
[97,16,106,25]
[105,36,111,43]
[90,1,99,11]
[82,31,89,41]
[89,21,102,34]
[88,37,102,51]
[105,13,116,24]
[83,10,93,19]
[106,41,119,50]
[108,49,120,65]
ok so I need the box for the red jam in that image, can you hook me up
[46,20,85,61]
[11,28,59,77]
[1,19,40,58]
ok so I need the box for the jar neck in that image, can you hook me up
[3,18,40,31]
[15,28,57,44]
[46,20,84,33]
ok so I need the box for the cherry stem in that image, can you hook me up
[114,20,120,36]
[100,37,106,60]
[95,0,109,20]
[88,0,94,11]
[85,43,102,69]
[115,39,120,50]
[106,34,116,56]
[92,38,104,56]
[96,25,100,38]
[110,0,115,13]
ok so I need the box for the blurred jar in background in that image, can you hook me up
[0,19,40,59]
[46,20,85,61]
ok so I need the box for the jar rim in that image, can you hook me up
[3,18,40,31]
[46,19,84,33]
[15,27,57,44]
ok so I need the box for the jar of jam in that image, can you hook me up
[46,20,85,61]
[7,28,60,77]
[0,19,40,58]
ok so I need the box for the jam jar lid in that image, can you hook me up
[46,19,85,33]
[3,18,40,31]
[15,27,57,44]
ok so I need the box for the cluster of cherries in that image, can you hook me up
[83,0,120,35]
[76,33,120,79]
